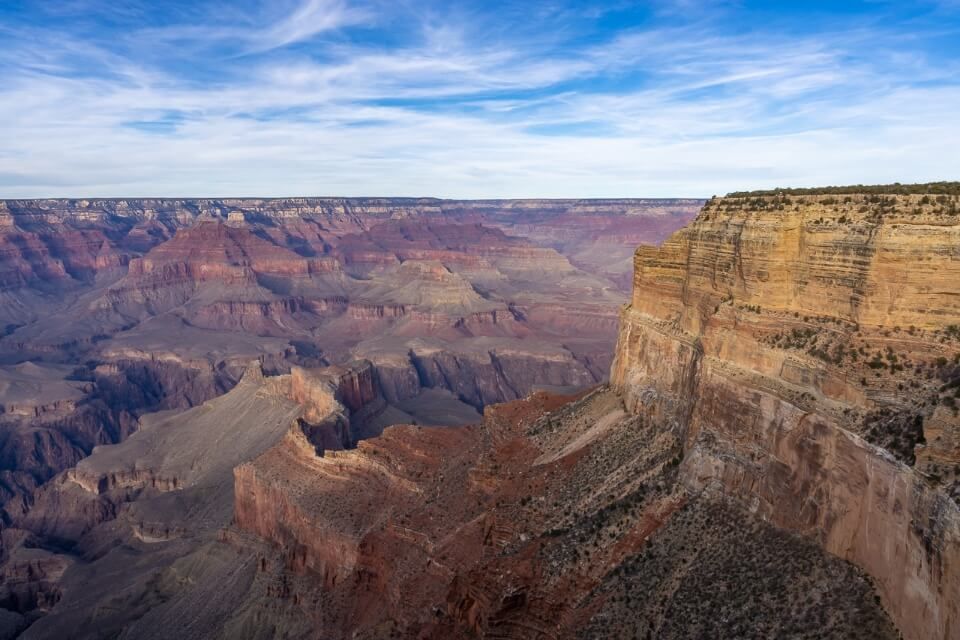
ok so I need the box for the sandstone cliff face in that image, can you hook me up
[611,191,960,640]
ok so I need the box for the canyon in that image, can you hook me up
[0,198,699,512]
[0,197,699,637]
[1,187,959,639]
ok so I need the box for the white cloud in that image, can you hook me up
[0,1,957,198]
[251,0,370,52]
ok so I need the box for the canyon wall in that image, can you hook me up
[0,198,695,515]
[611,191,960,640]
[228,377,899,639]
[0,197,702,224]
[0,359,391,636]
[21,186,936,639]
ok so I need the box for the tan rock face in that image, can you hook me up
[612,191,960,640]
[632,194,960,329]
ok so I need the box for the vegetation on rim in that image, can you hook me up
[726,181,960,197]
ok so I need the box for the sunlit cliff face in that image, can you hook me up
[613,191,960,640]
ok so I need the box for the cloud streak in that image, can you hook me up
[254,0,369,51]
[0,0,958,197]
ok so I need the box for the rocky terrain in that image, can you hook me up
[0,370,899,639]
[0,197,698,519]
[612,189,960,640]
[0,361,375,638]
[2,185,957,638]
[225,185,959,639]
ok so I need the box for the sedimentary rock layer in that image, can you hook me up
[231,385,896,639]
[612,190,960,640]
[0,360,392,638]
[0,198,693,514]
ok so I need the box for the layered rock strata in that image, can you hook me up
[226,187,960,640]
[0,359,393,638]
[20,191,960,637]
[611,190,960,640]
[232,386,897,639]
[0,199,688,517]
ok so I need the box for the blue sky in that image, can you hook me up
[2,0,959,198]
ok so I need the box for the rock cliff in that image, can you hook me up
[229,385,897,639]
[0,359,395,638]
[611,189,960,640]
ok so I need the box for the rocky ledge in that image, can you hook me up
[612,189,960,640]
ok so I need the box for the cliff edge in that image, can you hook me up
[612,189,960,640]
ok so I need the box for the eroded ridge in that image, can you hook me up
[232,384,896,639]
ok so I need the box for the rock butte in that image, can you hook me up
[0,197,699,517]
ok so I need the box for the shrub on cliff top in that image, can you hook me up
[727,181,960,197]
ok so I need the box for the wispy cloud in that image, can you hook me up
[253,0,369,51]
[0,0,958,197]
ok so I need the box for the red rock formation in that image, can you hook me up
[123,221,335,283]
[0,196,695,636]
[0,233,69,291]
[232,384,898,639]
[224,188,960,640]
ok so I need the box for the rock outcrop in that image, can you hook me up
[0,359,396,638]
[11,186,953,639]
[0,350,268,517]
[229,384,897,639]
[33,188,960,640]
[359,338,599,409]
[5,187,957,640]
[612,189,960,640]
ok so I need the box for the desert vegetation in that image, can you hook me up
[728,181,960,197]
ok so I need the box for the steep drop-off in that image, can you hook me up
[612,190,960,640]
[219,187,960,639]
[9,189,957,639]
[230,387,896,639]
[0,360,391,638]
